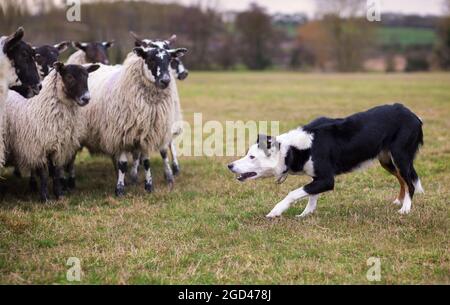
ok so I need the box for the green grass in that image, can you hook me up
[378,27,437,47]
[1,72,449,284]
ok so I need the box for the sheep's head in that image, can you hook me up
[72,41,113,64]
[133,46,187,89]
[34,41,71,78]
[53,62,100,106]
[130,32,189,81]
[3,27,41,96]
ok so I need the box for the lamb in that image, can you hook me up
[66,41,114,65]
[0,27,41,168]
[4,62,99,201]
[79,44,187,196]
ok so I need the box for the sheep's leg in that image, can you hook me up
[160,148,174,190]
[29,170,38,192]
[130,150,141,185]
[170,141,180,176]
[141,152,153,193]
[52,166,64,200]
[64,155,77,190]
[13,168,22,178]
[36,167,49,202]
[115,152,127,197]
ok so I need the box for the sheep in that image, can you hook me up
[66,41,114,65]
[0,27,41,168]
[4,62,99,201]
[10,41,71,97]
[129,32,189,180]
[79,44,187,196]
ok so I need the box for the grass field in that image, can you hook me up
[0,72,449,284]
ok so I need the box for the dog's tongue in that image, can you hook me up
[237,172,257,182]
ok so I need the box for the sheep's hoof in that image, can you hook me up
[115,184,125,197]
[67,177,76,190]
[172,163,180,176]
[144,182,153,193]
[40,193,49,202]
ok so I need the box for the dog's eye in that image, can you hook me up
[249,156,255,160]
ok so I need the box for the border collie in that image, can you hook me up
[228,104,424,218]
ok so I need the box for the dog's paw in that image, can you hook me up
[393,198,402,206]
[266,210,282,219]
[296,210,314,218]
[398,206,411,215]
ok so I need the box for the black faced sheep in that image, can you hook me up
[4,62,99,201]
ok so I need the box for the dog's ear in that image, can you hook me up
[257,134,279,156]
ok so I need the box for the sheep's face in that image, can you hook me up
[73,41,113,65]
[54,62,100,106]
[3,27,41,96]
[133,46,187,89]
[131,35,189,81]
[34,41,71,78]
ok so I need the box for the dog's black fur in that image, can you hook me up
[284,104,423,198]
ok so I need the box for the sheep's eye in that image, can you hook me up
[249,156,255,160]
[66,75,75,83]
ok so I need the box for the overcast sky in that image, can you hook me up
[173,0,447,16]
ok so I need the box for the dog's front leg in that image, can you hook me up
[296,194,319,218]
[266,187,309,218]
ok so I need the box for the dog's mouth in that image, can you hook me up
[237,172,257,182]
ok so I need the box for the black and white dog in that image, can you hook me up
[228,104,424,218]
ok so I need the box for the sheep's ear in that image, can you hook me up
[130,31,143,46]
[3,26,24,53]
[133,47,147,59]
[53,61,65,73]
[73,41,88,51]
[165,34,177,45]
[54,41,70,53]
[102,41,114,48]
[87,64,100,73]
[169,48,187,59]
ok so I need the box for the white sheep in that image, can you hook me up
[128,33,188,180]
[79,45,187,196]
[0,27,41,168]
[4,62,99,201]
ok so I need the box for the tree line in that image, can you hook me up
[1,0,449,72]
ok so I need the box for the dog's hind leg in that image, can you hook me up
[378,151,406,206]
[390,150,415,215]
[410,166,424,194]
[296,194,319,218]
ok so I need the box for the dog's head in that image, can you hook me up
[228,135,281,182]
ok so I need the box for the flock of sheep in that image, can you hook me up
[0,27,189,201]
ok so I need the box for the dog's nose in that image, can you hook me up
[228,163,234,170]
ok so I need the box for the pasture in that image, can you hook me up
[0,72,449,284]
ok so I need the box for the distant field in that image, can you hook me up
[0,72,449,284]
[378,26,437,47]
